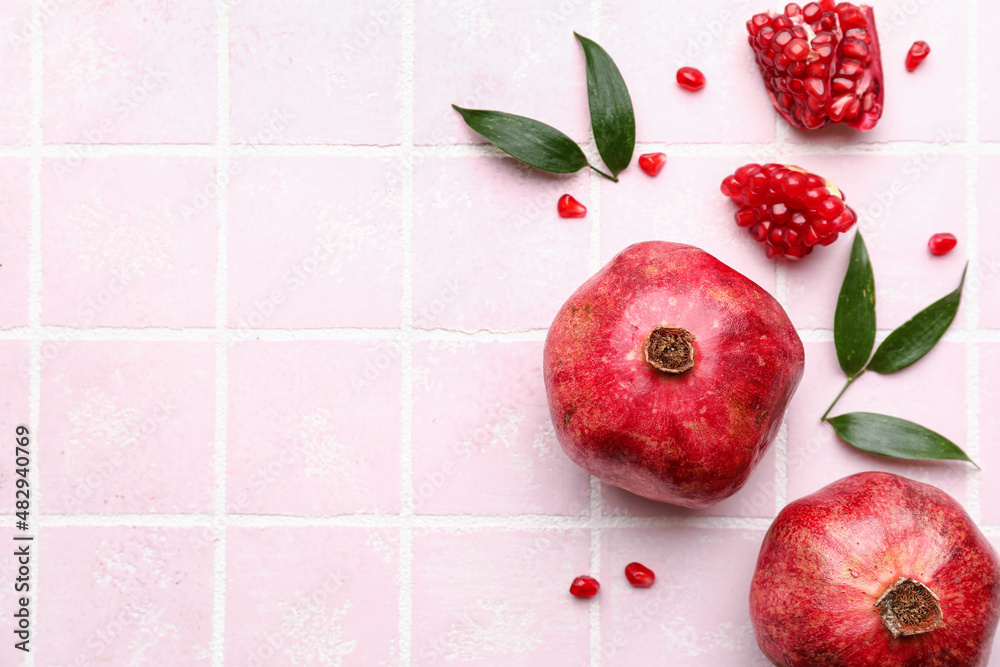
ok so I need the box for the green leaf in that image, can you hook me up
[827,412,975,463]
[451,106,588,174]
[574,32,635,178]
[867,265,967,374]
[834,232,877,378]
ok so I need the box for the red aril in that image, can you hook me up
[746,2,884,130]
[569,575,600,598]
[721,163,857,259]
[906,40,931,71]
[625,562,655,588]
[676,67,706,91]
[638,152,667,176]
[558,194,587,218]
[751,472,1000,666]
[928,232,957,256]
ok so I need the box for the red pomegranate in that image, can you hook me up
[751,472,1000,666]
[543,241,804,507]
[747,1,884,130]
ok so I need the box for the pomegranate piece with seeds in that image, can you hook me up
[557,194,587,218]
[721,163,857,259]
[928,232,957,256]
[676,67,706,91]
[569,575,600,598]
[746,2,884,130]
[625,562,656,588]
[906,40,931,71]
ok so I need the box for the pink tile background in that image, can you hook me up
[37,527,213,665]
[415,0,591,146]
[0,159,30,328]
[413,156,591,331]
[0,342,29,514]
[412,529,591,664]
[39,341,215,514]
[227,341,401,515]
[979,157,1000,329]
[228,156,403,329]
[226,526,399,666]
[20,1,999,665]
[601,528,769,666]
[0,2,31,145]
[412,340,590,515]
[231,0,402,144]
[42,157,218,328]
[43,0,217,144]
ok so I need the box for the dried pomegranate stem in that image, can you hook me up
[588,163,618,182]
[645,326,695,374]
[821,371,864,421]
[876,577,945,638]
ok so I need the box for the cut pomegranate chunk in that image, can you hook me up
[721,163,857,259]
[746,2,884,130]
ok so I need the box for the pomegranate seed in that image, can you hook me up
[625,562,656,588]
[676,67,706,91]
[558,194,587,218]
[746,2,884,130]
[928,233,957,256]
[906,40,931,71]
[570,575,600,598]
[721,164,857,259]
[638,152,667,176]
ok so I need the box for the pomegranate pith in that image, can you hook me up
[570,575,600,598]
[557,194,587,218]
[543,241,804,507]
[750,472,1000,666]
[928,232,957,256]
[638,152,667,176]
[721,163,857,259]
[906,40,931,71]
[747,1,884,130]
[676,67,706,91]
[625,562,656,588]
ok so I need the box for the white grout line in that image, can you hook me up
[965,0,981,524]
[211,2,231,665]
[25,0,42,664]
[398,0,416,663]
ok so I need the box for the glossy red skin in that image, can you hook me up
[543,241,804,507]
[751,472,1000,666]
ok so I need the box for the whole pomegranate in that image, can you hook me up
[543,241,804,507]
[750,472,1000,666]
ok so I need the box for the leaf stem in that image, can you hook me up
[588,163,618,182]
[821,370,864,421]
